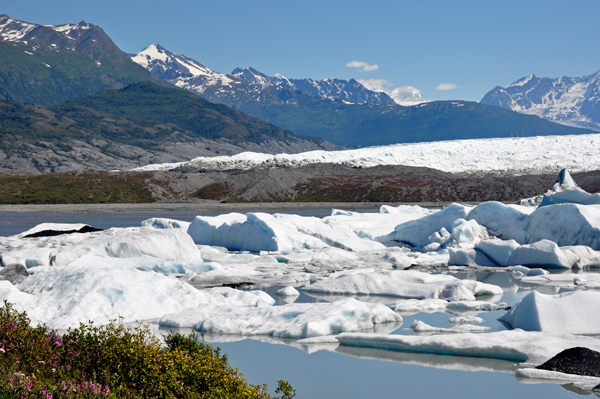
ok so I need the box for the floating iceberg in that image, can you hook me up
[302,270,503,301]
[187,212,329,252]
[1,263,272,329]
[450,238,600,269]
[539,169,600,207]
[0,226,202,268]
[498,291,600,334]
[410,320,492,334]
[336,330,600,364]
[387,204,472,248]
[159,298,402,338]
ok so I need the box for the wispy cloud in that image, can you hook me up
[357,79,390,91]
[435,83,459,91]
[346,61,379,72]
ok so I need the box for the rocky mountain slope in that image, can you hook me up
[0,82,337,175]
[480,71,600,131]
[0,14,164,106]
[132,44,595,147]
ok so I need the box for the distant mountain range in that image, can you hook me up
[131,44,395,106]
[481,71,600,131]
[132,44,595,147]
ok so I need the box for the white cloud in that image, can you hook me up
[357,79,390,91]
[346,61,379,72]
[358,80,428,106]
[435,83,459,91]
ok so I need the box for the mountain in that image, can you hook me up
[0,14,163,106]
[133,44,594,147]
[480,71,600,131]
[0,82,337,175]
[131,44,395,105]
[231,96,596,147]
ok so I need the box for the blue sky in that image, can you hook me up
[4,0,600,101]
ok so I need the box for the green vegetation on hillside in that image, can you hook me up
[57,82,306,144]
[0,301,291,398]
[0,32,162,106]
[0,82,322,153]
[0,171,156,204]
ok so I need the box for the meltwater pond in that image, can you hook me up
[2,206,600,398]
[191,274,600,398]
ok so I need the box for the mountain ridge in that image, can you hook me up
[132,44,596,147]
[0,82,338,175]
[480,70,600,131]
[0,14,164,106]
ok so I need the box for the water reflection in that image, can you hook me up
[336,345,520,373]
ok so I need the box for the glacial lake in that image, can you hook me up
[1,208,598,398]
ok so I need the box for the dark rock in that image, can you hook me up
[23,225,103,238]
[0,263,29,285]
[536,347,600,377]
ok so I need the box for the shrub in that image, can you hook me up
[0,301,293,398]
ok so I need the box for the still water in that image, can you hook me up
[1,209,597,398]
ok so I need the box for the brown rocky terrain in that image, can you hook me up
[2,163,599,205]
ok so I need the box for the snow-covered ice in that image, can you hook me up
[131,133,600,175]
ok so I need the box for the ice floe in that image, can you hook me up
[159,298,402,338]
[336,330,600,364]
[498,291,600,334]
[0,225,202,268]
[410,320,493,334]
[302,270,503,301]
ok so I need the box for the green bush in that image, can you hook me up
[0,302,293,398]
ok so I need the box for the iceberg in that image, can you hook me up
[302,270,503,301]
[539,169,600,207]
[159,298,402,338]
[498,291,600,334]
[410,320,492,333]
[187,212,328,252]
[336,330,600,364]
[2,263,272,329]
[387,204,472,248]
[0,226,202,268]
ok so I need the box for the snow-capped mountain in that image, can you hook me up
[481,71,600,131]
[0,14,157,105]
[131,44,394,105]
[1,14,105,54]
[131,44,236,92]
